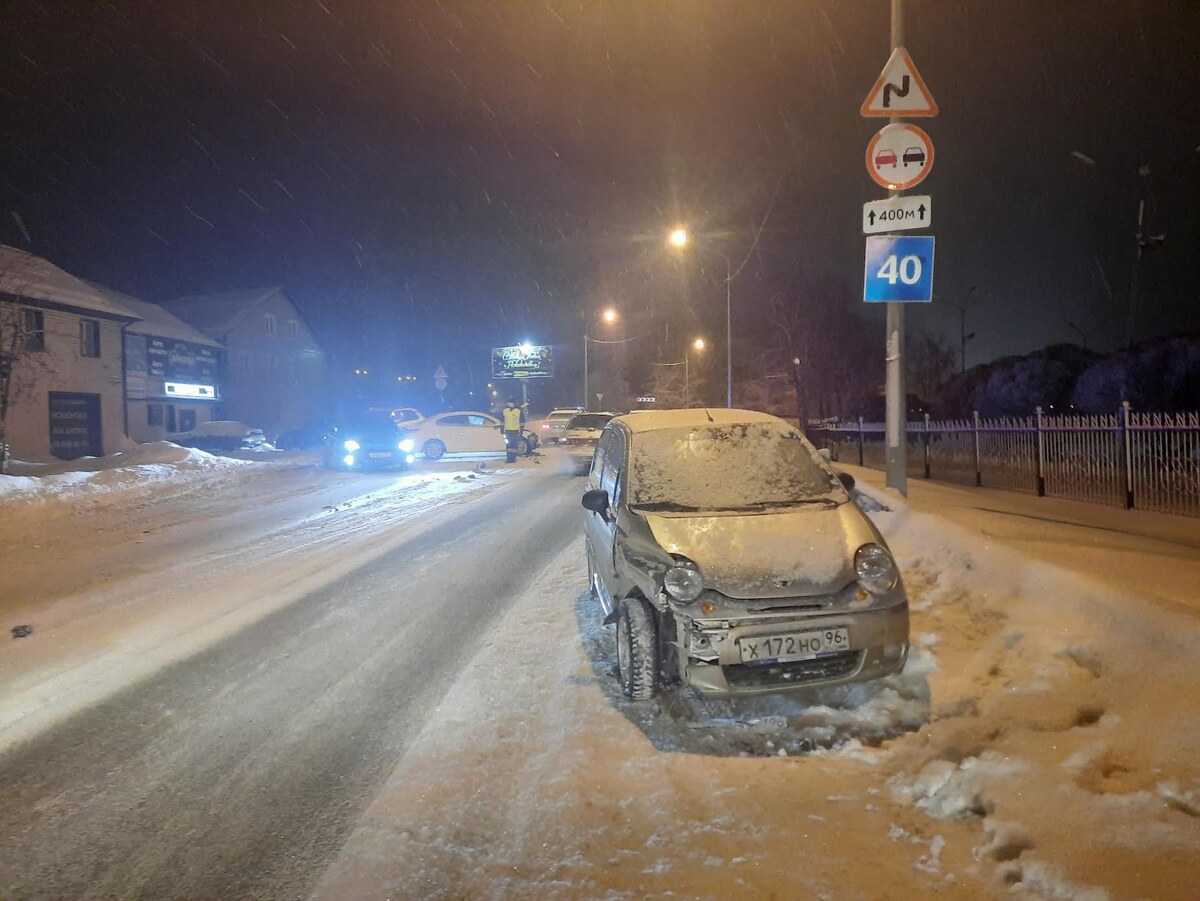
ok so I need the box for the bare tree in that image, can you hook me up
[909,330,957,408]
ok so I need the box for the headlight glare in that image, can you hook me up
[398,438,415,452]
[343,439,360,452]
[664,561,704,603]
[855,543,898,594]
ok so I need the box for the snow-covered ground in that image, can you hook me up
[314,479,1200,901]
[4,446,1197,899]
[0,445,529,752]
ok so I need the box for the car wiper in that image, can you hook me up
[711,498,841,511]
[630,501,702,512]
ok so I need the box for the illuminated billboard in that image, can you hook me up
[492,344,553,379]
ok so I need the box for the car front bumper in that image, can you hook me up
[675,603,909,698]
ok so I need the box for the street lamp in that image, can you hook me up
[653,336,706,407]
[1070,150,1188,349]
[669,227,733,408]
[583,308,619,411]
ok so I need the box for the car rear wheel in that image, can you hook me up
[423,439,446,460]
[616,598,658,701]
[517,436,530,456]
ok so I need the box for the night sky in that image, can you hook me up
[2,1,1198,400]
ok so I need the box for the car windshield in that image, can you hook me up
[628,422,842,512]
[337,418,400,440]
[566,414,611,431]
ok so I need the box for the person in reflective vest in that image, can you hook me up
[502,398,524,463]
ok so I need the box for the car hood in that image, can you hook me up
[640,502,873,600]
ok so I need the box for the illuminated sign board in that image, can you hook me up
[164,382,217,399]
[491,344,553,379]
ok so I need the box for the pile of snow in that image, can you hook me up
[0,441,255,504]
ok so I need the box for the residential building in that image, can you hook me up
[88,284,224,441]
[160,287,327,435]
[0,246,137,461]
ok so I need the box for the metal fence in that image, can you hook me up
[806,402,1200,518]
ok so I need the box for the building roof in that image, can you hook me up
[85,282,222,348]
[0,245,139,320]
[616,408,780,433]
[159,287,283,340]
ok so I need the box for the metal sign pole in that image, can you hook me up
[884,0,908,495]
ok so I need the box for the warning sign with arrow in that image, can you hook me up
[861,47,938,117]
[863,195,931,234]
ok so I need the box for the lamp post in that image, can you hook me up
[653,336,706,407]
[669,228,733,408]
[583,307,618,411]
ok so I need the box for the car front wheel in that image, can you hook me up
[423,439,446,460]
[616,598,658,701]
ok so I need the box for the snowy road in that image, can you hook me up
[0,463,580,899]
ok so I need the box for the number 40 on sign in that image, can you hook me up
[863,235,935,303]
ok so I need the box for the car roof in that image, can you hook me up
[614,408,781,434]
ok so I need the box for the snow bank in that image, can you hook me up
[856,481,1200,901]
[0,441,258,505]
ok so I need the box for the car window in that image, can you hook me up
[438,414,469,426]
[600,430,623,498]
[567,414,611,431]
[627,422,840,512]
[466,415,489,426]
[591,428,614,483]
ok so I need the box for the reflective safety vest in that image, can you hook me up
[503,407,522,430]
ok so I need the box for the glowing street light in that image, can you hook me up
[693,337,706,351]
[602,307,618,324]
[668,227,688,248]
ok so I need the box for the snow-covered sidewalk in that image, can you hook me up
[314,484,1200,901]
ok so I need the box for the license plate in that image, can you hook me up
[369,452,392,458]
[738,628,850,664]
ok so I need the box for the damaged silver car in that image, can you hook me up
[582,409,909,700]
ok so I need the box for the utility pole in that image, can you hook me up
[883,0,907,494]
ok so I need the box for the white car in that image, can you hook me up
[558,412,614,472]
[402,411,534,460]
[528,407,584,446]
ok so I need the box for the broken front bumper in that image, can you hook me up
[674,602,910,698]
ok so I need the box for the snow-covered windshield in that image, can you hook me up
[628,422,841,512]
[566,414,611,431]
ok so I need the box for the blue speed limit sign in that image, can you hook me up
[863,235,935,302]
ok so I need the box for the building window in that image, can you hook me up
[287,319,299,339]
[265,313,277,337]
[22,309,45,351]
[178,409,197,432]
[147,404,163,426]
[80,319,101,358]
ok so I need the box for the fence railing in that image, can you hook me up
[805,402,1200,518]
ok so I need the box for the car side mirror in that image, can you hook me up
[581,488,610,516]
[838,472,856,491]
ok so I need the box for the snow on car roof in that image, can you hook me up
[615,408,781,433]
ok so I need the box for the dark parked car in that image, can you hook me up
[325,415,415,470]
[168,420,269,453]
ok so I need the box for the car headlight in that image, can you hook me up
[855,543,898,594]
[398,438,415,452]
[343,439,360,452]
[664,559,704,603]
[342,454,356,466]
